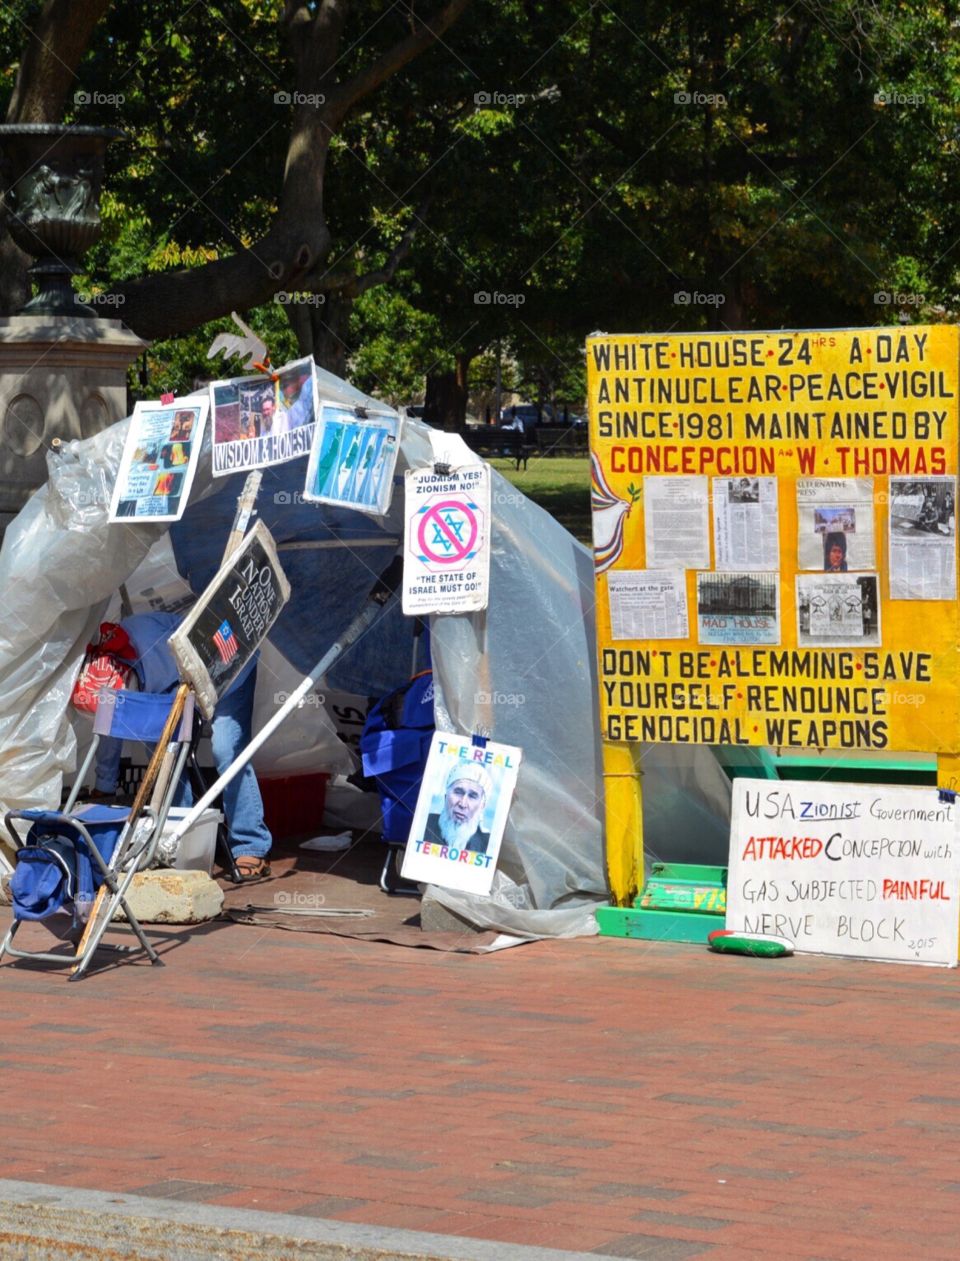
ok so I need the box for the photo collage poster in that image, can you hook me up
[210,356,318,477]
[109,397,208,522]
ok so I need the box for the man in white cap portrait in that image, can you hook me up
[423,761,493,855]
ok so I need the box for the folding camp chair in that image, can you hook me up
[1,688,195,980]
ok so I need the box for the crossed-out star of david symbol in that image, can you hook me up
[431,510,466,553]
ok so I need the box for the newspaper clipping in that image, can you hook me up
[796,478,875,571]
[607,570,688,640]
[644,475,709,569]
[889,477,957,601]
[712,476,779,571]
[696,572,780,646]
[797,573,881,648]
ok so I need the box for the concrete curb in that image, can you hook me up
[0,1178,624,1260]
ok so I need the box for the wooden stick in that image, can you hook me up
[223,471,262,562]
[71,683,190,971]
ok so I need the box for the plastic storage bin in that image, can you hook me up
[160,807,222,873]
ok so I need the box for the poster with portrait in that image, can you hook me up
[210,356,318,477]
[109,397,208,521]
[303,403,401,516]
[796,479,876,571]
[400,733,522,895]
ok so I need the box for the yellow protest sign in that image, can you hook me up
[587,326,960,757]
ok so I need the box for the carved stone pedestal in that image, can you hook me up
[0,314,146,533]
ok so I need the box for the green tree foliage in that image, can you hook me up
[0,0,956,414]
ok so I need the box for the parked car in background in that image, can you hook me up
[500,403,587,428]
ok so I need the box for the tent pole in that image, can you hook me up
[168,557,402,842]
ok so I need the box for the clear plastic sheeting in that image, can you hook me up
[639,744,733,868]
[0,372,733,933]
[424,430,606,935]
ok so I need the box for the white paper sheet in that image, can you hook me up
[607,570,688,640]
[796,573,881,647]
[644,476,709,569]
[889,476,957,600]
[713,476,779,571]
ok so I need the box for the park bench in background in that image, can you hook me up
[459,424,588,469]
[535,425,589,456]
[461,427,533,470]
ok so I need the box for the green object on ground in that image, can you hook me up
[597,862,728,942]
[638,862,727,914]
[596,905,724,943]
[708,930,794,958]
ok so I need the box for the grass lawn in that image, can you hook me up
[489,454,592,543]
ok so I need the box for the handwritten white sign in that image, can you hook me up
[728,780,960,967]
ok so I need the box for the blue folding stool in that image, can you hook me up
[1,688,195,980]
[360,670,435,894]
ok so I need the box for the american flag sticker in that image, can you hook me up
[212,619,238,663]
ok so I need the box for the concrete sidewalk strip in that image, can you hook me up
[0,1178,631,1261]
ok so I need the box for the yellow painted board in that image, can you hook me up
[588,326,960,756]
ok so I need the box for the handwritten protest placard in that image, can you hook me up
[727,779,960,966]
[168,520,290,719]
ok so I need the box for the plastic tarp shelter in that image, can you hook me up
[0,365,733,935]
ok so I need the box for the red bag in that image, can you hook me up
[71,622,137,715]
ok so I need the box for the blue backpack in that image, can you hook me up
[9,807,127,924]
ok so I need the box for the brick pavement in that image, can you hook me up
[0,901,958,1260]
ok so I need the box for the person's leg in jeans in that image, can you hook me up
[210,665,272,860]
[94,734,123,795]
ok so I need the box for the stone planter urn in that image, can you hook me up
[0,124,146,533]
[0,123,121,317]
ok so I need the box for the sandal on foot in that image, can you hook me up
[236,856,272,881]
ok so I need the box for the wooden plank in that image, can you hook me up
[602,740,644,907]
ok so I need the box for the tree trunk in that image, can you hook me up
[285,290,354,376]
[424,352,472,430]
